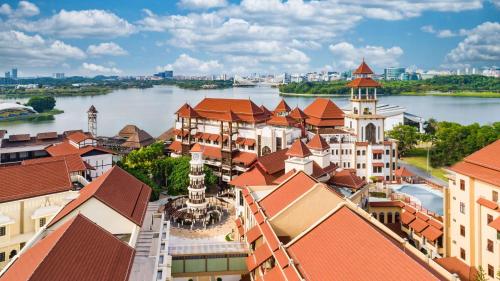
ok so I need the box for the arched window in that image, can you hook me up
[262,146,271,156]
[395,212,400,223]
[387,212,393,224]
[379,212,385,224]
[365,123,376,144]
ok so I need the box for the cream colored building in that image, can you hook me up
[443,140,500,279]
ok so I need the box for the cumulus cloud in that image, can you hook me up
[156,54,222,75]
[445,21,500,65]
[0,30,85,67]
[329,42,404,70]
[11,9,135,38]
[87,42,127,56]
[0,1,39,17]
[421,24,468,38]
[179,0,227,9]
[81,62,122,75]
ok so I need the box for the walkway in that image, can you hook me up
[399,161,448,187]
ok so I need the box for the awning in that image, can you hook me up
[409,218,428,233]
[421,225,443,242]
[401,212,415,225]
[244,138,256,146]
[372,150,384,154]
[31,205,61,219]
[236,137,245,145]
[0,214,15,226]
[372,162,384,167]
[246,244,273,271]
[246,225,262,244]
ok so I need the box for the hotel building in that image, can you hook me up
[441,140,500,280]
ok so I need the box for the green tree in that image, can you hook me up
[424,118,438,135]
[26,96,56,112]
[475,266,488,281]
[204,166,218,186]
[387,124,420,156]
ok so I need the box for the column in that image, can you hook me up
[374,88,377,99]
[351,88,354,99]
[358,88,361,99]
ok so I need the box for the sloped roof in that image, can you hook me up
[168,141,182,153]
[46,141,114,157]
[307,134,330,150]
[267,115,298,127]
[329,169,366,190]
[449,140,500,187]
[347,77,381,88]
[66,131,94,143]
[286,139,312,158]
[287,206,442,281]
[260,105,273,117]
[194,98,268,123]
[1,214,134,281]
[230,165,276,187]
[0,160,72,203]
[395,167,415,177]
[121,130,155,149]
[289,106,308,120]
[274,99,291,113]
[435,257,477,281]
[87,105,98,113]
[190,143,203,153]
[257,149,289,175]
[232,151,257,166]
[22,154,87,173]
[303,98,344,127]
[353,60,374,75]
[175,103,200,118]
[48,166,151,227]
[117,124,140,138]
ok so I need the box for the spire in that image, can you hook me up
[286,139,312,158]
[307,134,330,151]
[274,99,291,114]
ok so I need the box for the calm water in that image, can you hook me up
[1,85,500,137]
[398,185,443,215]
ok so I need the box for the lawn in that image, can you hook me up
[402,148,448,181]
[400,91,500,98]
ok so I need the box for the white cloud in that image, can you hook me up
[421,25,436,33]
[421,24,469,38]
[0,1,39,17]
[0,30,85,67]
[81,62,122,75]
[179,0,227,9]
[329,42,404,70]
[445,21,500,65]
[11,9,135,38]
[156,54,222,75]
[87,42,127,56]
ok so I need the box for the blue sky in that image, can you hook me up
[0,0,499,76]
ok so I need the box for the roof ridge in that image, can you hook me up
[258,170,317,203]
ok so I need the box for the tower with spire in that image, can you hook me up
[87,105,98,137]
[187,143,208,219]
[345,59,385,144]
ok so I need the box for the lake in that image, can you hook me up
[1,85,500,137]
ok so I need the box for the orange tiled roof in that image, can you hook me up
[267,115,298,127]
[303,98,344,127]
[0,160,72,203]
[22,154,87,173]
[66,131,94,143]
[175,103,201,118]
[287,206,442,281]
[48,166,151,227]
[401,211,416,225]
[395,167,415,177]
[307,134,330,150]
[404,204,417,214]
[46,141,114,157]
[1,214,134,281]
[190,143,203,153]
[329,169,366,190]
[421,225,443,242]
[247,243,273,272]
[477,197,499,210]
[435,257,477,281]
[194,98,269,123]
[168,141,182,153]
[488,216,500,231]
[260,105,273,117]
[347,77,381,88]
[272,169,296,185]
[246,225,262,244]
[286,139,312,158]
[369,201,405,208]
[232,151,257,166]
[409,218,429,233]
[449,140,500,186]
[289,106,308,120]
[274,99,291,113]
[256,149,288,175]
[353,60,374,75]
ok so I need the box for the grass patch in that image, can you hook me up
[400,91,500,98]
[369,192,387,198]
[402,148,448,181]
[0,108,64,123]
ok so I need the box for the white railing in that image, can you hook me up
[70,174,89,186]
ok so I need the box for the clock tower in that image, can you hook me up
[187,143,208,219]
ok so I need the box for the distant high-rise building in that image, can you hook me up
[11,68,17,79]
[53,73,65,79]
[153,70,173,79]
[384,67,405,80]
[4,71,10,79]
[472,68,476,75]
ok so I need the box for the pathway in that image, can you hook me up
[399,161,448,187]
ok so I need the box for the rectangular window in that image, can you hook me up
[460,225,465,237]
[39,218,46,227]
[493,191,498,202]
[357,163,361,169]
[0,227,5,236]
[276,137,282,150]
[357,150,360,156]
[460,202,466,214]
[488,265,494,278]
[487,239,494,252]
[362,163,366,169]
[0,252,4,262]
[460,180,465,191]
[362,150,366,156]
[460,248,466,260]
[487,214,493,224]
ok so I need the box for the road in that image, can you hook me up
[399,161,448,187]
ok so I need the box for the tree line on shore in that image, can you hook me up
[279,75,500,95]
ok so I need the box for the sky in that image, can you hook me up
[0,0,499,77]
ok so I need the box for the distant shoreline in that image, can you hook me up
[0,109,64,123]
[279,91,500,98]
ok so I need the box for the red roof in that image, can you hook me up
[369,201,405,208]
[256,149,288,175]
[0,160,72,203]
[1,214,134,281]
[272,169,296,185]
[421,225,443,242]
[46,141,114,157]
[66,131,94,143]
[194,98,269,123]
[286,139,312,158]
[219,110,241,122]
[347,77,381,88]
[306,134,330,150]
[247,243,273,271]
[329,169,366,190]
[260,105,273,117]
[261,222,280,251]
[287,206,442,281]
[372,162,384,167]
[353,60,374,75]
[22,154,87,173]
[488,216,500,231]
[229,165,275,187]
[48,166,151,227]
[401,211,416,225]
[190,143,203,153]
[232,151,257,166]
[435,257,477,281]
[289,106,308,120]
[266,115,297,127]
[168,141,182,153]
[477,197,499,210]
[175,103,200,118]
[409,218,429,233]
[303,98,344,127]
[246,225,262,244]
[395,167,415,177]
[274,99,291,113]
[202,145,222,160]
[404,204,417,214]
[259,171,317,217]
[449,140,500,186]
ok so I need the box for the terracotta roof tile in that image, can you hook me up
[229,165,275,187]
[347,77,381,88]
[168,141,182,153]
[175,103,200,118]
[232,151,257,166]
[266,115,297,127]
[306,134,330,150]
[287,206,441,281]
[395,167,415,177]
[256,149,288,175]
[261,222,280,251]
[477,197,499,211]
[488,216,500,231]
[1,214,135,281]
[353,60,374,75]
[286,139,312,158]
[260,105,273,117]
[404,205,417,214]
[329,169,366,190]
[22,154,87,173]
[303,98,344,127]
[260,266,287,281]
[247,243,273,271]
[194,98,268,123]
[48,166,151,227]
[36,132,58,140]
[121,129,155,149]
[46,141,114,157]
[409,218,429,233]
[190,143,203,153]
[0,160,72,203]
[289,106,308,120]
[273,247,290,269]
[272,169,296,185]
[66,131,94,143]
[369,201,405,208]
[401,211,416,225]
[421,225,443,242]
[245,225,262,244]
[274,99,291,113]
[435,257,477,281]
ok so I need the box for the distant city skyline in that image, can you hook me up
[0,0,499,77]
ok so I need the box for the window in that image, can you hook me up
[276,137,282,150]
[460,179,465,191]
[493,191,498,202]
[460,248,466,260]
[0,227,5,236]
[488,265,494,278]
[487,214,493,224]
[487,239,494,252]
[460,225,465,237]
[362,150,366,156]
[357,163,361,169]
[362,163,366,169]
[385,149,389,155]
[460,202,466,214]
[386,163,389,168]
[357,150,360,156]
[0,252,4,262]
[39,218,46,227]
